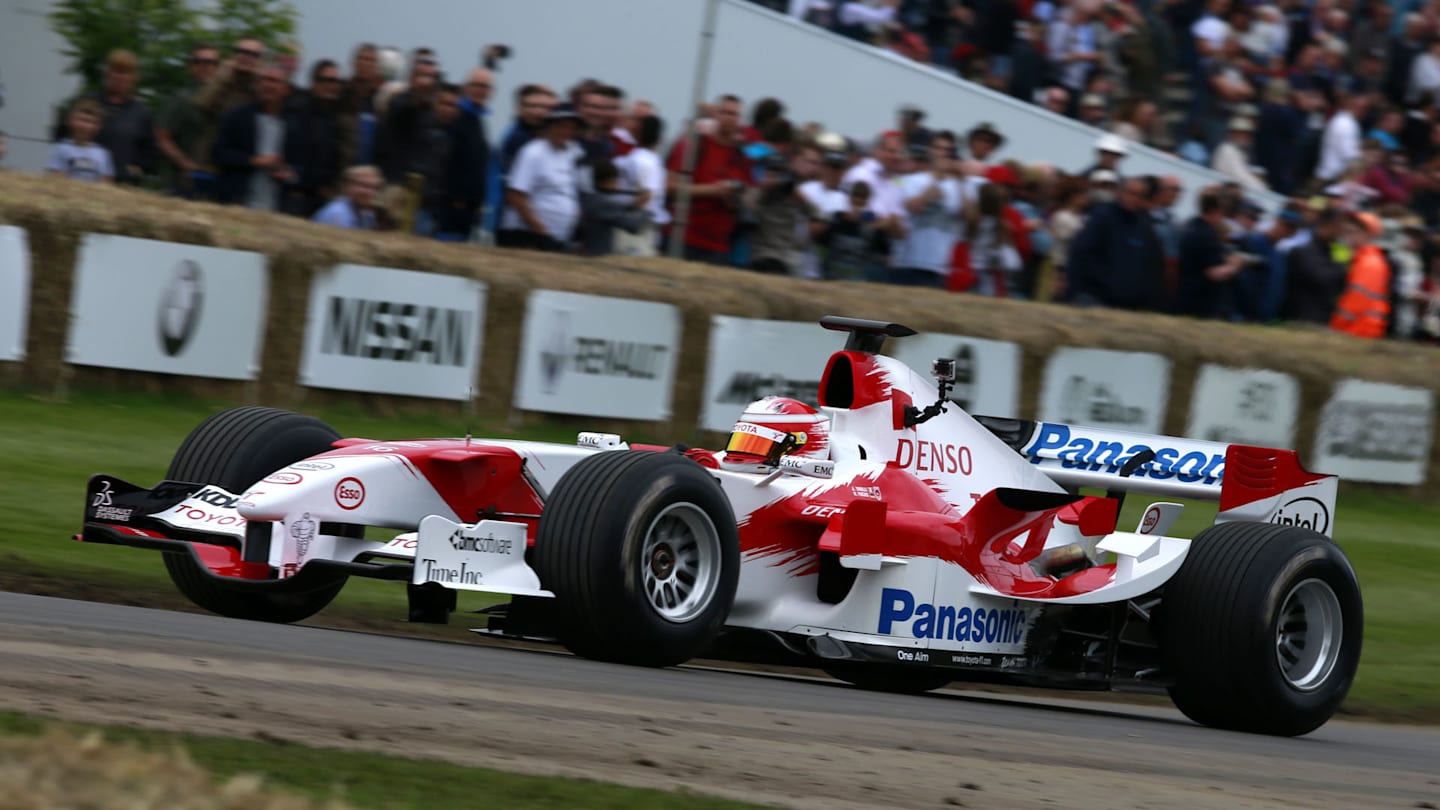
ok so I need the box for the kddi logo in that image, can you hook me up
[157,259,204,357]
[191,487,240,509]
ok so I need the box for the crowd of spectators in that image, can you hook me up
[14,18,1440,343]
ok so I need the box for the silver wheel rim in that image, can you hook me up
[1276,578,1344,691]
[640,502,721,623]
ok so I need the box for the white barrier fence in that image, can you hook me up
[5,229,1434,485]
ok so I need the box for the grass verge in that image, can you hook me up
[0,710,764,809]
[0,385,1436,722]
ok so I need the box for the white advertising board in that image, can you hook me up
[1038,348,1170,434]
[701,316,838,432]
[299,264,487,401]
[0,226,30,361]
[66,235,267,379]
[1312,379,1434,485]
[1186,365,1300,449]
[514,290,680,420]
[889,333,1021,418]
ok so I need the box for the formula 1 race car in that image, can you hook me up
[78,317,1362,736]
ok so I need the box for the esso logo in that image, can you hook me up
[334,477,365,510]
[1140,506,1161,534]
[264,471,304,485]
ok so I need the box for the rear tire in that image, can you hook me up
[1159,522,1362,736]
[164,407,354,623]
[533,451,739,667]
[822,663,952,695]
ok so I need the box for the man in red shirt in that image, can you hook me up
[667,94,753,265]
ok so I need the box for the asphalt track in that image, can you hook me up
[0,591,1436,809]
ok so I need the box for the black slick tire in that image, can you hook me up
[163,406,355,623]
[1159,522,1362,736]
[533,451,739,667]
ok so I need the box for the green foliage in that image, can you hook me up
[48,0,298,105]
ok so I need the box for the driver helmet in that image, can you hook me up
[723,397,831,467]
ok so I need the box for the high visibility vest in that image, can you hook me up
[1330,245,1391,338]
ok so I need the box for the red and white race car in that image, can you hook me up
[79,317,1361,736]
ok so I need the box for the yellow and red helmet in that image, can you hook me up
[723,397,830,467]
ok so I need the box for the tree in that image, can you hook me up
[49,0,298,106]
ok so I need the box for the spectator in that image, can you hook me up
[965,121,1005,166]
[1389,217,1428,338]
[1176,188,1249,319]
[960,178,1027,297]
[1212,117,1268,190]
[578,84,624,175]
[313,165,384,229]
[1066,175,1165,310]
[1317,93,1369,182]
[746,97,785,143]
[615,113,668,256]
[455,68,496,236]
[1283,207,1347,324]
[666,95,754,265]
[156,42,220,198]
[1359,140,1413,205]
[797,138,852,278]
[1048,180,1090,297]
[1080,133,1129,179]
[376,49,440,184]
[499,103,585,252]
[1388,15,1428,105]
[212,64,301,210]
[613,98,654,156]
[1330,211,1393,338]
[1047,0,1103,99]
[53,49,154,186]
[1253,78,1305,195]
[891,132,963,287]
[46,99,114,183]
[747,148,816,275]
[817,180,891,280]
[897,104,932,148]
[284,59,356,217]
[341,43,384,164]
[577,159,648,255]
[500,85,557,173]
[1408,39,1440,104]
[1077,93,1110,128]
[1150,174,1184,303]
[194,38,265,165]
[841,130,909,239]
[1110,97,1158,145]
[1036,86,1071,118]
[833,0,901,42]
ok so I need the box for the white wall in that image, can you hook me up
[0,0,74,173]
[7,0,1278,214]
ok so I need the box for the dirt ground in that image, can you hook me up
[0,586,1437,810]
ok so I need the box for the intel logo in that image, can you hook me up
[1272,496,1330,535]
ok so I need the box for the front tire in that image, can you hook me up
[1159,522,1362,736]
[164,406,354,623]
[533,451,739,667]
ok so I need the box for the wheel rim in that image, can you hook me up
[1275,578,1344,691]
[640,502,722,623]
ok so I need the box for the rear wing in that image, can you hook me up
[975,418,1337,536]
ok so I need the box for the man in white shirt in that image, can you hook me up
[890,131,963,287]
[499,104,585,251]
[615,113,668,255]
[841,130,909,239]
[1315,94,1368,182]
[1191,0,1231,57]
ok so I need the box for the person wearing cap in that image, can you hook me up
[966,122,1005,165]
[1176,189,1251,320]
[1211,117,1269,191]
[1080,133,1128,180]
[498,103,585,251]
[797,140,852,279]
[1330,212,1393,338]
[898,105,932,149]
[1077,93,1109,129]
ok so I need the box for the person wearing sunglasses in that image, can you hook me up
[157,42,222,199]
[193,38,267,171]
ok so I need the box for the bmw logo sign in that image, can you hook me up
[158,259,204,357]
